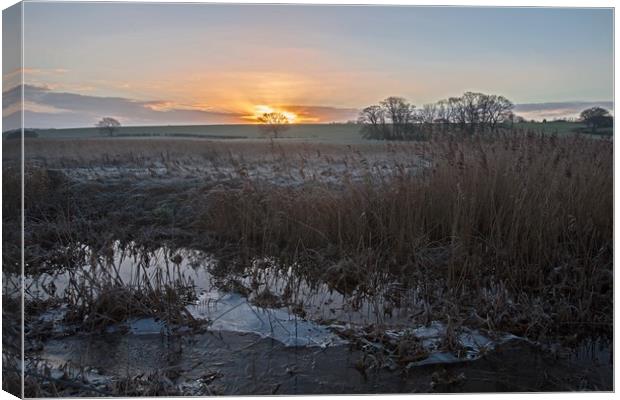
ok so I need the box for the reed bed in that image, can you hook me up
[200,131,613,339]
[10,137,413,167]
[9,130,614,344]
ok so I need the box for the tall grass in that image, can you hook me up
[10,131,613,394]
[13,131,613,340]
[201,131,613,337]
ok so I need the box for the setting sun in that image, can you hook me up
[245,104,298,123]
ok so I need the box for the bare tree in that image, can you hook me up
[461,92,487,132]
[434,100,453,132]
[358,105,386,139]
[437,92,513,132]
[358,91,515,140]
[419,103,438,124]
[95,117,121,137]
[435,100,449,121]
[448,96,467,128]
[257,112,290,139]
[484,95,514,129]
[380,96,415,139]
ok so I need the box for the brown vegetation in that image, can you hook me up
[200,131,612,339]
[6,129,613,395]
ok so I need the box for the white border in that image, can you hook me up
[0,1,616,400]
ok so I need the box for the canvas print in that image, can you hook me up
[2,2,614,397]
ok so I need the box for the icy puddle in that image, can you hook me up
[187,291,344,347]
[105,292,346,347]
[28,245,345,348]
[25,243,612,394]
[28,243,525,358]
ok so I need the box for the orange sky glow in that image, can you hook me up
[3,4,612,129]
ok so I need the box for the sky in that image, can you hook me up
[2,3,614,129]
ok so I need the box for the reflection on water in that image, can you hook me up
[24,242,613,394]
[26,242,506,353]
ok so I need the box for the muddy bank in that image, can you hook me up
[23,243,612,395]
[35,330,612,395]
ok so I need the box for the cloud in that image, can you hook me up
[2,85,361,130]
[2,84,22,111]
[281,105,359,123]
[514,101,614,121]
[3,84,247,130]
[2,68,70,91]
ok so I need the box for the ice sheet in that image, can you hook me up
[187,291,345,347]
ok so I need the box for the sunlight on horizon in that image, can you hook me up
[5,3,612,128]
[242,104,301,124]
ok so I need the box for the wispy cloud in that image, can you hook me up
[514,101,614,121]
[2,67,70,89]
[281,105,359,123]
[3,84,245,129]
[2,85,359,129]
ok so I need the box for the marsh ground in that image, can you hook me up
[3,130,613,396]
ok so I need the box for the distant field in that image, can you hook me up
[516,121,613,136]
[7,121,612,143]
[26,123,364,143]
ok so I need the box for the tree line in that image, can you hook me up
[90,98,612,140]
[358,92,515,140]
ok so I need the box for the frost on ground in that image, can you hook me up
[11,136,613,395]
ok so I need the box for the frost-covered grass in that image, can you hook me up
[4,130,612,395]
[199,131,613,340]
[8,130,613,350]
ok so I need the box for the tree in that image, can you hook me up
[96,117,121,137]
[485,95,514,129]
[580,107,613,133]
[357,97,417,140]
[461,92,484,131]
[435,92,513,132]
[380,96,415,139]
[358,105,386,139]
[418,104,438,124]
[257,112,290,139]
[447,96,467,128]
[358,92,516,140]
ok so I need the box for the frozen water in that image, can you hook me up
[187,291,346,347]
[28,243,520,357]
[127,318,167,335]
